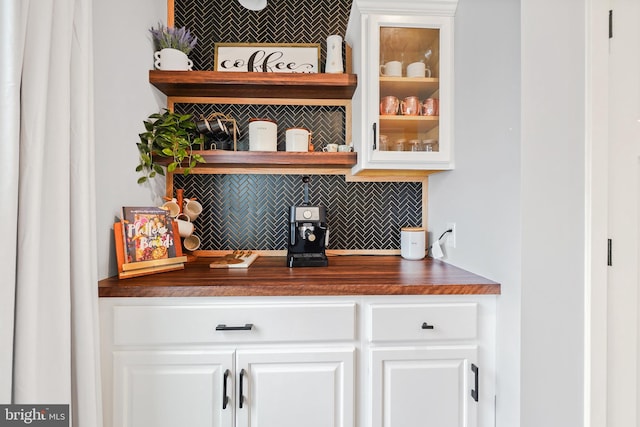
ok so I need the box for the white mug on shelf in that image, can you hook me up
[379,60,402,77]
[406,61,426,78]
[323,143,339,152]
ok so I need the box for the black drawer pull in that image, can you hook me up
[471,364,479,402]
[421,322,435,330]
[222,369,230,410]
[372,122,377,149]
[239,369,246,409]
[216,323,253,331]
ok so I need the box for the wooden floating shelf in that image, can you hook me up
[158,151,358,169]
[149,70,358,99]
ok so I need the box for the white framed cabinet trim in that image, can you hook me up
[349,1,457,173]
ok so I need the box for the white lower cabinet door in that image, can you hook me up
[113,350,235,427]
[371,346,478,427]
[235,347,355,427]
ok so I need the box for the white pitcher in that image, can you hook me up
[325,35,344,74]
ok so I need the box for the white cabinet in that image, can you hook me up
[349,3,457,172]
[365,299,493,427]
[113,350,233,427]
[371,346,478,427]
[236,348,354,427]
[100,299,356,427]
[100,295,494,427]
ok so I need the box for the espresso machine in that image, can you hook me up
[287,176,329,267]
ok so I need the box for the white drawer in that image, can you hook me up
[113,303,356,346]
[368,303,477,342]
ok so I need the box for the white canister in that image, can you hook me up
[325,35,344,74]
[285,128,311,152]
[249,118,277,151]
[400,227,426,260]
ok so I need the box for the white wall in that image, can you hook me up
[428,0,521,425]
[94,0,167,278]
[520,0,585,425]
[430,0,586,426]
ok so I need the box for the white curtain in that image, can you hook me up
[0,0,103,425]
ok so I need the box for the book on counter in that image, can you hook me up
[114,206,186,279]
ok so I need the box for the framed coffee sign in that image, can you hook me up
[214,43,320,73]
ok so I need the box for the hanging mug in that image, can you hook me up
[175,213,194,238]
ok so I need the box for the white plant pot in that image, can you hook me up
[154,48,193,71]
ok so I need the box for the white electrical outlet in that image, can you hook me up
[446,222,456,248]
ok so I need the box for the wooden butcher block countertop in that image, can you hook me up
[98,256,500,297]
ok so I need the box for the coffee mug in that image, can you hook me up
[422,98,439,116]
[406,61,426,78]
[183,234,201,251]
[323,143,339,152]
[161,199,180,218]
[400,96,421,116]
[380,96,400,115]
[337,144,352,152]
[175,213,194,238]
[154,48,193,71]
[379,60,402,77]
[183,199,202,221]
[285,128,311,152]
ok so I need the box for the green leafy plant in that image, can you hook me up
[136,110,205,184]
[149,22,197,55]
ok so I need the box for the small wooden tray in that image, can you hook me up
[210,251,259,269]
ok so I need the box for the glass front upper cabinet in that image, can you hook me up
[357,14,454,171]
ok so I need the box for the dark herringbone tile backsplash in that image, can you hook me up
[172,0,421,251]
[174,0,352,71]
[173,174,423,250]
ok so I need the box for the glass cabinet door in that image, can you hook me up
[364,14,453,170]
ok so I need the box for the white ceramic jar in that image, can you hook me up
[249,118,277,151]
[285,128,311,152]
[400,227,426,260]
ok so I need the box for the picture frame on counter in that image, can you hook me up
[214,42,320,73]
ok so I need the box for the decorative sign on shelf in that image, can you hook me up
[214,43,320,73]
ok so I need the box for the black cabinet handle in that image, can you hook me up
[238,369,246,408]
[372,122,377,150]
[216,323,253,331]
[222,369,230,409]
[471,364,479,402]
[421,322,435,330]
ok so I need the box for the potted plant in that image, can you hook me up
[136,109,205,184]
[150,22,197,70]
